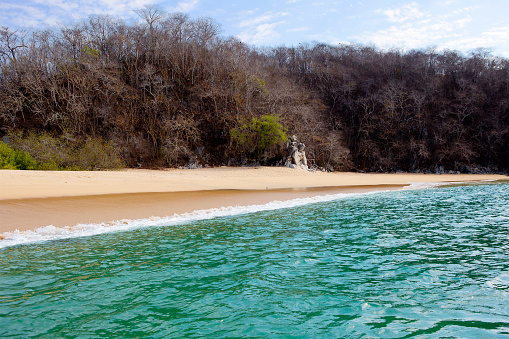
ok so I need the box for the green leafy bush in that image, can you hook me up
[0,141,39,170]
[6,131,124,170]
[75,138,125,170]
[230,114,288,160]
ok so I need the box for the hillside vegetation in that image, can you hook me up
[1,9,508,172]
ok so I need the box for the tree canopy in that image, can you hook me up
[1,11,508,173]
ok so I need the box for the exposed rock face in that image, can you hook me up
[285,135,308,170]
[185,160,201,169]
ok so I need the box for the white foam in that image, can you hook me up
[406,181,449,189]
[404,180,499,190]
[0,183,443,249]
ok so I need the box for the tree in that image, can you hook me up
[230,114,288,161]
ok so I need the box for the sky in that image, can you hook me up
[1,0,508,57]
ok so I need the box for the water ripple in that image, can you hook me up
[1,182,508,338]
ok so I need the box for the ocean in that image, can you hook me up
[1,181,508,338]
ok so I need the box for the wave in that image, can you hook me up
[0,181,455,249]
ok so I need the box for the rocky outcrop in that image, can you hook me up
[284,135,309,170]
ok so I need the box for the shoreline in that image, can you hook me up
[1,167,508,235]
[0,185,405,234]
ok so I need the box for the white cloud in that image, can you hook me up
[462,6,477,12]
[240,9,258,16]
[447,26,509,54]
[286,26,309,33]
[87,0,154,15]
[0,3,53,27]
[37,0,152,15]
[236,10,290,45]
[452,5,478,15]
[376,2,426,23]
[238,11,289,28]
[238,23,281,45]
[176,0,200,12]
[361,14,474,51]
[1,0,159,28]
[31,0,78,12]
[359,3,485,52]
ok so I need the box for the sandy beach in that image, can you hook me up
[1,167,507,234]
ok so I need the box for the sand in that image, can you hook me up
[1,167,507,234]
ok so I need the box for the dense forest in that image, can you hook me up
[1,8,508,173]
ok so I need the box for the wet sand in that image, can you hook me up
[1,167,507,234]
[0,185,405,233]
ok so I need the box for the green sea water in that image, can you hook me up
[1,182,508,338]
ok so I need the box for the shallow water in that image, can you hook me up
[1,182,508,338]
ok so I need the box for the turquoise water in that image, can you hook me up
[1,182,508,338]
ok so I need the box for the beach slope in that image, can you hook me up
[1,167,507,233]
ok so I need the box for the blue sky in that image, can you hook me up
[1,0,508,57]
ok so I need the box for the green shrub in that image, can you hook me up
[0,141,39,170]
[230,114,288,160]
[6,131,124,170]
[75,138,125,170]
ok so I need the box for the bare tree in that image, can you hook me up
[0,27,27,64]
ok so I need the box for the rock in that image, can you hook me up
[245,161,261,167]
[434,165,445,174]
[227,158,238,167]
[284,135,309,171]
[185,160,201,169]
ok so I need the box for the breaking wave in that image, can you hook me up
[0,181,453,249]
